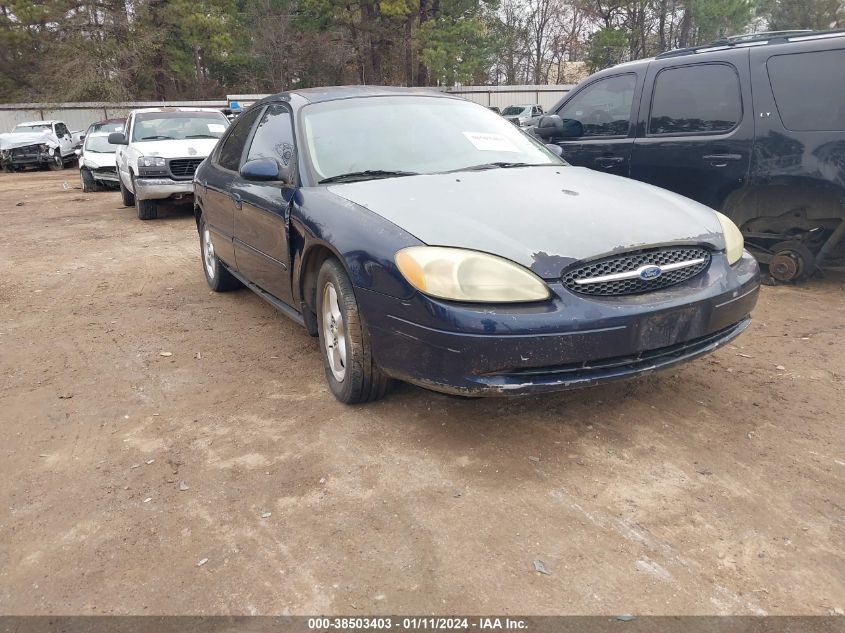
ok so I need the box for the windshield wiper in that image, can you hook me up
[319,170,419,184]
[449,161,541,172]
[185,134,218,139]
[140,135,175,140]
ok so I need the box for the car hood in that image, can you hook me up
[0,131,60,150]
[130,138,218,159]
[82,152,116,168]
[327,166,726,278]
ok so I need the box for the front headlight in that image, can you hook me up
[137,155,167,176]
[716,212,744,265]
[395,246,550,303]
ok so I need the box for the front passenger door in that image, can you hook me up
[551,73,639,177]
[233,104,297,305]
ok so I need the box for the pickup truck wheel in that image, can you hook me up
[199,218,240,292]
[47,154,64,171]
[317,258,392,404]
[119,177,135,206]
[80,168,98,193]
[136,198,158,220]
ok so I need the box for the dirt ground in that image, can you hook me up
[0,169,843,616]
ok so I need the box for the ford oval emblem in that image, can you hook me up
[639,265,663,281]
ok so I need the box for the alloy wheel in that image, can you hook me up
[321,282,347,382]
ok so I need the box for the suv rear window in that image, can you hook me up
[767,49,845,131]
[649,63,742,136]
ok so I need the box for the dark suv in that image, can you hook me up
[535,30,845,282]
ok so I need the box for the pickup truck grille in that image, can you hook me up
[168,158,203,180]
[10,146,40,159]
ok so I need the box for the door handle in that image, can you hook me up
[594,156,624,168]
[703,154,742,167]
[230,193,242,209]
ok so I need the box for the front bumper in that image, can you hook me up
[133,177,194,201]
[359,251,760,396]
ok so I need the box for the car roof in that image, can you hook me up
[262,85,458,105]
[89,118,125,125]
[17,120,56,126]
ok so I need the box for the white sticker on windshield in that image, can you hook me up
[463,131,519,152]
[208,123,226,133]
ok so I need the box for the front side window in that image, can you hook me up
[301,96,560,182]
[557,74,636,137]
[502,106,529,116]
[246,105,295,168]
[131,111,229,142]
[649,64,742,135]
[767,49,845,131]
[55,123,69,137]
[217,106,263,171]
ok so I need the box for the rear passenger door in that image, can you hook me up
[232,104,297,305]
[630,51,752,210]
[550,73,640,178]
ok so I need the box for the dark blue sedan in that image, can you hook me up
[194,86,760,403]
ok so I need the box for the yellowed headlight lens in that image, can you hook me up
[395,247,550,302]
[716,212,744,265]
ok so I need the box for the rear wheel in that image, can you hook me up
[119,176,135,206]
[316,258,391,404]
[80,168,98,193]
[47,154,64,171]
[200,217,240,292]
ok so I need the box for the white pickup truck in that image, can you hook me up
[0,120,82,171]
[109,107,229,220]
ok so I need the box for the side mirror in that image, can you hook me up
[240,148,296,184]
[240,158,282,182]
[108,132,128,145]
[534,115,583,140]
[80,134,86,142]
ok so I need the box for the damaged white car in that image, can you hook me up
[0,120,80,171]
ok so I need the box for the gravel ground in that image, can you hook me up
[0,170,843,615]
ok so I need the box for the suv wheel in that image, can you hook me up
[47,154,64,171]
[316,258,391,404]
[199,217,240,291]
[136,198,158,220]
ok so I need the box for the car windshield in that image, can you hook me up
[90,121,124,134]
[14,124,51,133]
[301,96,560,182]
[132,112,228,142]
[85,134,118,153]
[501,106,530,116]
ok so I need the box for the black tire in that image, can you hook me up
[119,176,135,206]
[80,168,98,193]
[136,198,158,220]
[47,154,64,171]
[316,258,391,404]
[199,217,240,292]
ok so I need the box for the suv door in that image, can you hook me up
[630,52,752,210]
[548,72,640,177]
[201,106,264,268]
[232,104,297,305]
[54,122,73,157]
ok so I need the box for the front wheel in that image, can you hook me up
[119,176,135,206]
[47,154,64,171]
[316,258,391,404]
[136,197,158,220]
[80,168,98,192]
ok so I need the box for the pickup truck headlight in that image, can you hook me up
[395,246,551,303]
[716,212,744,265]
[137,155,167,176]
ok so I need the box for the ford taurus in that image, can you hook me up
[193,86,760,404]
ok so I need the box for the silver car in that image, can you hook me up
[502,104,544,127]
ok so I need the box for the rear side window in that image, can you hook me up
[217,107,262,171]
[767,49,845,131]
[557,74,636,137]
[246,104,295,168]
[649,64,741,135]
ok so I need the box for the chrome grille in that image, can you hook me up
[562,247,711,296]
[168,158,203,180]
